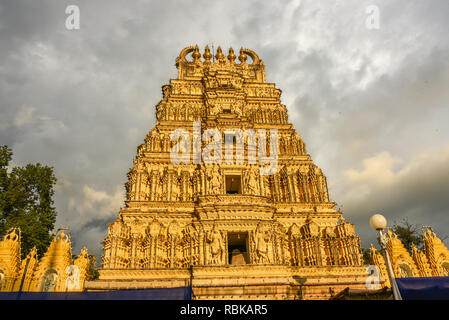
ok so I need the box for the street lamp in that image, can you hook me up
[370,214,402,300]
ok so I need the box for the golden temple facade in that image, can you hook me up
[370,227,449,288]
[86,45,370,299]
[0,228,90,292]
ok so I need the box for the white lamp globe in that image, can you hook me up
[370,214,387,231]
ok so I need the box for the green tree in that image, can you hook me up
[87,254,100,280]
[362,248,371,265]
[71,253,100,280]
[0,145,57,258]
[392,218,423,253]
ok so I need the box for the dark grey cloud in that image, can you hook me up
[1,0,448,259]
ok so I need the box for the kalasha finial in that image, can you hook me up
[227,48,236,63]
[215,46,225,61]
[238,48,247,64]
[192,45,201,62]
[203,45,212,62]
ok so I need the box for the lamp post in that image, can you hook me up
[369,214,402,300]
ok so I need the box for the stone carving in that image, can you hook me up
[208,103,221,116]
[244,165,259,195]
[206,225,224,265]
[207,164,222,194]
[254,224,271,264]
[231,100,244,116]
[162,85,171,99]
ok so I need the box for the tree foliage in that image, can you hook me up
[87,254,100,280]
[362,248,371,265]
[363,218,424,263]
[392,218,423,253]
[0,145,57,258]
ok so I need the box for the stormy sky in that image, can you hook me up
[1,0,448,259]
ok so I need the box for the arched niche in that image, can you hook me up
[40,269,58,292]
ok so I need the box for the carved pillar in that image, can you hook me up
[150,171,156,201]
[130,234,139,269]
[199,229,205,265]
[273,174,281,202]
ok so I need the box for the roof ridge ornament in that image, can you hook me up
[215,46,225,62]
[192,45,201,62]
[203,45,212,63]
[227,47,236,63]
[238,48,247,64]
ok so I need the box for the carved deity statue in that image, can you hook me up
[156,104,166,121]
[231,101,243,116]
[208,165,222,194]
[208,103,221,116]
[162,85,171,99]
[254,225,271,264]
[244,165,259,195]
[206,226,224,265]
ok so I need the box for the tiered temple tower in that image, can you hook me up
[90,45,369,299]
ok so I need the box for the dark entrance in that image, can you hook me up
[228,232,248,265]
[226,175,241,194]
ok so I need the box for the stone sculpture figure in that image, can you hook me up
[231,101,243,116]
[208,165,222,194]
[254,225,271,264]
[244,165,259,195]
[162,85,171,99]
[156,104,166,121]
[208,103,221,115]
[206,226,224,265]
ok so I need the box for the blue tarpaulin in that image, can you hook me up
[396,277,449,300]
[0,287,192,300]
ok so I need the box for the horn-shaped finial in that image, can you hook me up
[238,48,247,64]
[203,45,212,62]
[227,48,236,63]
[192,45,201,62]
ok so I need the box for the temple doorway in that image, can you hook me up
[226,175,241,194]
[228,232,249,265]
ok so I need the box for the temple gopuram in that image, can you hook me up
[84,45,369,299]
[1,46,448,299]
